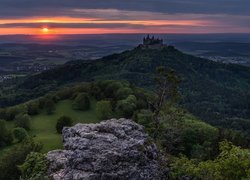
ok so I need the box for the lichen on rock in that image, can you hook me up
[47,118,168,180]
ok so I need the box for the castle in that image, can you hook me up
[141,35,164,49]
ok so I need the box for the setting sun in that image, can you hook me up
[42,27,49,33]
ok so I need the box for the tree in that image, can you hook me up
[148,67,181,138]
[72,93,90,111]
[14,114,31,130]
[0,138,42,180]
[115,87,133,100]
[171,141,250,179]
[12,127,29,142]
[56,116,73,134]
[115,95,137,118]
[96,100,113,120]
[19,152,48,180]
[27,101,40,115]
[4,105,26,121]
[44,99,56,115]
[0,120,12,147]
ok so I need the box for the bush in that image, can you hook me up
[72,93,90,111]
[115,87,133,100]
[15,114,31,130]
[171,141,250,179]
[0,120,13,147]
[0,138,42,180]
[115,95,137,118]
[134,110,155,133]
[12,127,29,142]
[56,116,73,134]
[55,87,73,100]
[4,105,27,121]
[44,99,56,115]
[96,100,113,120]
[19,152,48,180]
[104,81,124,98]
[27,101,40,115]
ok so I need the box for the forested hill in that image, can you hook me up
[2,46,250,133]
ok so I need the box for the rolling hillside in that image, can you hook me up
[1,46,250,133]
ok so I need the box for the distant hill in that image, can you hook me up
[1,46,250,134]
[173,42,250,66]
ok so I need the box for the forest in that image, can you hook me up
[0,63,249,179]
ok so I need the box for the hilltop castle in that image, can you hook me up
[140,35,164,49]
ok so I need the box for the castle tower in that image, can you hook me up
[142,35,164,49]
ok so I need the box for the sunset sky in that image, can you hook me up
[0,0,250,35]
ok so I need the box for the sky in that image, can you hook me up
[0,0,250,35]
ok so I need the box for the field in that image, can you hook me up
[2,99,99,154]
[31,99,98,152]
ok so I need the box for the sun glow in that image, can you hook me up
[42,27,49,33]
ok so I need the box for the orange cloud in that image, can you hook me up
[0,16,214,35]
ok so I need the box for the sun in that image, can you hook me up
[42,27,49,33]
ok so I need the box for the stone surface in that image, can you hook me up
[47,118,168,180]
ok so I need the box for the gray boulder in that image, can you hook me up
[47,118,169,180]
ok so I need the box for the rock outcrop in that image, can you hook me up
[47,118,168,180]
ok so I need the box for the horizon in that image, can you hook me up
[1,33,250,45]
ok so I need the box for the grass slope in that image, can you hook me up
[0,99,98,154]
[31,99,98,152]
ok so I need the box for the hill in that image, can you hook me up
[1,46,250,134]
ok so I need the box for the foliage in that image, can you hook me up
[171,141,250,180]
[115,87,133,100]
[19,152,48,180]
[0,138,42,180]
[0,105,27,121]
[149,67,181,138]
[14,113,31,130]
[56,116,73,134]
[116,95,137,118]
[26,101,40,115]
[44,99,56,115]
[96,100,113,120]
[72,93,90,111]
[134,109,154,133]
[0,120,13,147]
[12,127,29,142]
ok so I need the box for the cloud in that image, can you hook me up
[0,0,250,18]
[0,0,249,34]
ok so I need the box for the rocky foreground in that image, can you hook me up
[47,118,168,180]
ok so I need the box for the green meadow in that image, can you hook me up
[31,99,98,152]
[3,99,99,153]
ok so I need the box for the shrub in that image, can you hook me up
[96,100,113,120]
[19,152,48,180]
[56,116,73,134]
[0,120,13,147]
[12,127,29,142]
[0,138,42,180]
[4,105,27,121]
[115,87,133,100]
[72,93,90,111]
[115,95,137,118]
[27,101,40,115]
[56,87,73,100]
[171,141,250,179]
[104,81,124,98]
[44,99,56,115]
[15,114,31,130]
